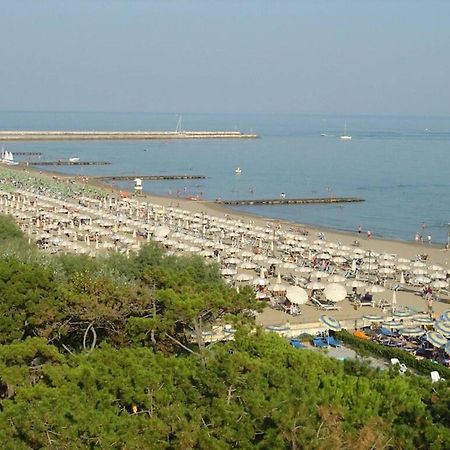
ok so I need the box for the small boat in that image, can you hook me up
[0,147,19,165]
[340,122,352,140]
[69,157,80,162]
[321,133,328,137]
[234,167,242,175]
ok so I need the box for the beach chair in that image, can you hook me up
[430,371,441,383]
[326,335,343,347]
[312,337,328,349]
[390,358,407,374]
[311,297,341,311]
[290,339,306,349]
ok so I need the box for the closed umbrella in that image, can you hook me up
[324,283,347,302]
[286,286,308,305]
[426,331,447,348]
[320,315,342,331]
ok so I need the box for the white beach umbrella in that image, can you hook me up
[411,276,431,285]
[412,268,427,275]
[432,280,448,290]
[306,281,326,290]
[234,273,254,282]
[324,283,347,302]
[362,314,385,323]
[412,261,426,268]
[428,264,443,271]
[430,272,446,280]
[396,264,410,271]
[327,274,347,283]
[346,280,367,289]
[310,270,329,279]
[221,268,237,277]
[286,286,308,305]
[366,285,385,293]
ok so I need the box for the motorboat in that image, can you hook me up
[234,167,242,175]
[69,157,80,162]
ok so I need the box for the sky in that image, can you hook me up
[1,0,450,115]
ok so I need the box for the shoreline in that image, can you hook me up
[7,163,448,266]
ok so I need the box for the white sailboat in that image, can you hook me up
[340,122,352,140]
[1,147,19,165]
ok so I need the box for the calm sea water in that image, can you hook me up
[1,111,449,244]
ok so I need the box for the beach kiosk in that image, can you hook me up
[134,178,143,195]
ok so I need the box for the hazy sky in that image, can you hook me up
[1,0,450,115]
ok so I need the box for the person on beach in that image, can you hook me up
[367,229,372,239]
[358,225,362,234]
[427,296,433,316]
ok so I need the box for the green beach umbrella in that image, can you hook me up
[413,316,435,326]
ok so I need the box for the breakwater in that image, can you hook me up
[215,197,364,206]
[0,131,258,141]
[28,160,111,166]
[93,174,206,181]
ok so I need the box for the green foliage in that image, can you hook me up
[336,330,450,379]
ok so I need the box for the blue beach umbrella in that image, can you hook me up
[426,331,448,348]
[320,315,342,331]
[439,311,450,322]
[401,327,425,337]
[435,321,450,337]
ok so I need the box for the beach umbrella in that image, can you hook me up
[252,277,267,286]
[256,291,270,299]
[435,321,450,336]
[392,308,414,318]
[320,315,342,331]
[306,281,326,290]
[269,282,288,293]
[360,264,379,272]
[412,268,427,275]
[397,257,410,263]
[154,225,170,238]
[327,274,346,283]
[439,311,450,322]
[413,316,435,326]
[412,261,427,268]
[401,327,425,337]
[430,272,446,280]
[428,264,443,271]
[324,283,347,302]
[221,268,237,277]
[316,253,332,260]
[366,285,385,293]
[362,314,385,323]
[379,268,395,275]
[239,261,258,270]
[332,256,347,264]
[310,270,329,279]
[396,264,410,271]
[286,286,308,305]
[346,280,366,289]
[411,276,431,285]
[426,331,447,348]
[234,273,254,282]
[382,320,404,329]
[432,280,448,289]
[295,266,313,274]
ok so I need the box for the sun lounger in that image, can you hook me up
[311,297,341,311]
[290,339,306,349]
[312,337,328,348]
[326,336,343,347]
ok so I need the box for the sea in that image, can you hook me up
[1,111,449,244]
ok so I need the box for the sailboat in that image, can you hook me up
[234,167,242,175]
[0,147,19,165]
[340,122,352,140]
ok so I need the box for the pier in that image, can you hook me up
[215,197,364,206]
[27,160,111,166]
[93,175,206,181]
[12,151,43,156]
[0,130,258,141]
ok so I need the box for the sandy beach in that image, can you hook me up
[2,163,449,335]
